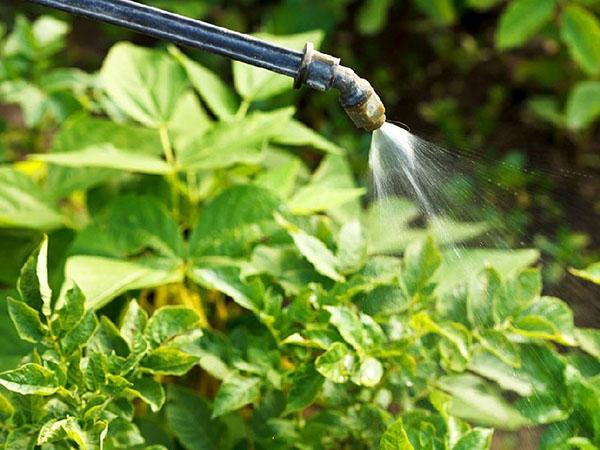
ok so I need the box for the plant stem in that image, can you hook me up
[235,98,251,120]
[159,125,180,218]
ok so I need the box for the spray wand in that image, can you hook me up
[28,0,386,132]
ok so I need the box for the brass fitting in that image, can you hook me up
[294,43,386,132]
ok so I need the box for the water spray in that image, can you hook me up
[28,0,386,132]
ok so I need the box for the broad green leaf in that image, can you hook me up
[468,350,534,396]
[272,119,344,154]
[168,90,212,149]
[276,215,344,282]
[286,364,324,413]
[7,297,45,343]
[414,0,456,25]
[254,159,302,200]
[439,374,529,430]
[354,356,384,387]
[212,374,261,418]
[61,310,98,354]
[402,236,441,297]
[141,347,198,375]
[0,363,59,395]
[527,96,564,127]
[336,219,367,273]
[565,81,600,129]
[357,0,393,35]
[468,268,501,328]
[57,285,85,333]
[513,296,576,345]
[363,198,420,254]
[233,31,323,101]
[166,385,225,450]
[288,185,365,215]
[411,313,470,360]
[189,185,282,258]
[169,46,239,120]
[145,306,200,348]
[496,0,555,49]
[575,328,600,359]
[189,265,263,312]
[100,42,188,127]
[570,262,600,284]
[560,5,600,75]
[452,428,493,450]
[120,300,148,351]
[88,316,130,357]
[0,391,14,422]
[380,418,415,450]
[434,249,539,296]
[315,342,356,383]
[477,329,520,367]
[37,417,82,446]
[73,196,184,260]
[131,376,165,412]
[177,108,294,170]
[63,255,184,309]
[325,305,366,352]
[106,418,145,448]
[33,144,171,174]
[0,293,32,371]
[0,168,63,230]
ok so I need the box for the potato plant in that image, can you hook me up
[1,14,600,450]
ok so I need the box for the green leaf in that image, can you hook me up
[288,185,365,215]
[58,285,85,333]
[177,108,294,170]
[7,297,45,343]
[354,356,384,387]
[61,310,98,354]
[315,342,356,383]
[411,313,470,360]
[439,374,529,430]
[131,376,166,412]
[414,0,456,25]
[560,5,600,75]
[145,306,200,348]
[63,255,184,310]
[513,296,576,345]
[402,236,441,297]
[276,214,344,282]
[120,300,148,351]
[496,0,555,49]
[565,81,600,129]
[33,143,171,174]
[189,265,263,312]
[570,262,600,284]
[0,168,63,230]
[452,428,493,450]
[380,418,415,450]
[100,42,188,127]
[0,391,14,422]
[468,268,501,328]
[89,316,133,357]
[0,363,59,395]
[141,347,198,375]
[169,46,239,120]
[527,96,564,127]
[575,328,600,359]
[336,219,367,273]
[233,31,323,101]
[477,329,520,368]
[0,293,32,371]
[325,305,371,352]
[189,184,282,259]
[17,236,51,316]
[272,119,344,154]
[357,0,393,35]
[166,385,225,450]
[212,374,261,418]
[285,364,324,413]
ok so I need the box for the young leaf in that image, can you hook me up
[272,119,344,154]
[0,391,14,422]
[336,219,367,273]
[131,376,165,412]
[325,305,366,352]
[145,306,200,348]
[315,342,356,383]
[565,81,600,129]
[560,5,600,75]
[141,347,198,375]
[17,236,52,315]
[513,296,576,345]
[285,364,324,413]
[61,310,98,354]
[7,297,45,343]
[496,0,555,49]
[58,284,85,333]
[0,363,59,395]
[100,42,188,127]
[120,300,148,352]
[452,428,493,450]
[212,374,261,418]
[380,418,415,450]
[288,185,365,216]
[402,236,441,297]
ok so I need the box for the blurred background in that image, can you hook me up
[1,0,599,322]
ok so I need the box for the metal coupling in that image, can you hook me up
[294,42,386,132]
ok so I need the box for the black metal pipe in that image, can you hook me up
[27,0,303,78]
[27,0,386,131]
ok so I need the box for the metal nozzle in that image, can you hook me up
[294,43,386,132]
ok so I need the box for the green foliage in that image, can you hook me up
[0,11,599,450]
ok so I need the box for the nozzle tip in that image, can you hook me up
[343,88,386,132]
